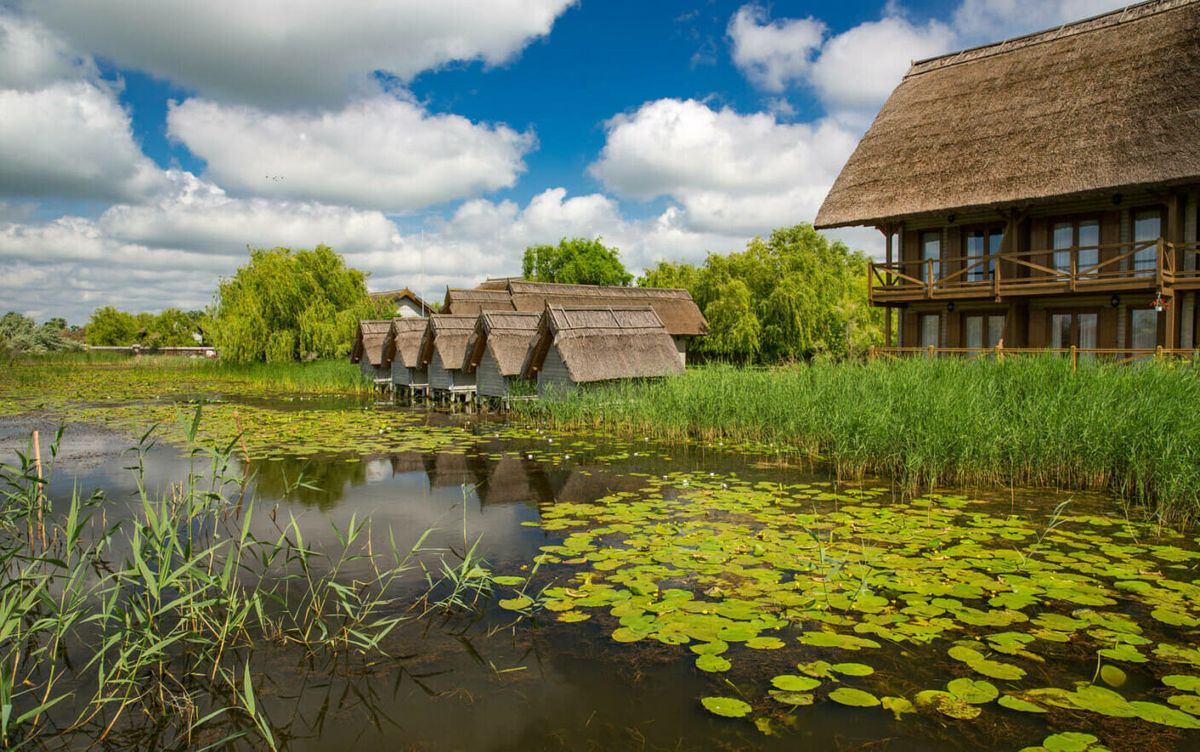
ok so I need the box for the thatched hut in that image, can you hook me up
[506,281,707,364]
[815,0,1200,354]
[417,314,479,396]
[369,288,432,317]
[520,305,684,395]
[442,288,516,315]
[349,320,392,381]
[381,317,428,389]
[462,311,541,399]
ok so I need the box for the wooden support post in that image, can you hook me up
[996,338,1004,363]
[1165,295,1177,350]
[927,344,935,361]
[1070,345,1077,372]
[1156,345,1164,361]
[885,308,892,348]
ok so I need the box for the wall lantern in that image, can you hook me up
[1110,295,1120,308]
[946,302,956,312]
[1112,193,1124,206]
[947,214,957,225]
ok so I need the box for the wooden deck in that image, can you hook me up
[870,240,1200,304]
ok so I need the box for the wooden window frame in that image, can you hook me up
[1126,305,1163,350]
[1131,205,1166,273]
[918,312,940,348]
[1047,214,1102,276]
[962,225,1004,283]
[1046,307,1101,349]
[919,230,941,283]
[963,311,1006,350]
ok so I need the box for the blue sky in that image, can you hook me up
[0,0,1125,322]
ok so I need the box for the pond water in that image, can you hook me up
[2,391,1199,752]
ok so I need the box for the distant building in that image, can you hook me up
[370,288,433,318]
[816,0,1200,354]
[520,305,684,395]
[442,288,517,315]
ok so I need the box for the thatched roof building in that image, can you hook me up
[369,288,432,317]
[382,317,429,387]
[462,311,541,398]
[350,320,392,380]
[506,281,707,338]
[418,314,479,393]
[816,0,1200,229]
[442,288,517,315]
[520,305,684,393]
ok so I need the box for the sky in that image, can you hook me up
[0,0,1130,323]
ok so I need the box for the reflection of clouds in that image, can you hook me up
[364,458,390,483]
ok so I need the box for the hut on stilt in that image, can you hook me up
[461,311,541,400]
[417,314,479,400]
[349,320,393,383]
[382,318,429,396]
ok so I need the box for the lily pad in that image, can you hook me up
[831,662,875,677]
[828,687,880,707]
[696,654,731,672]
[701,696,752,718]
[498,595,533,611]
[772,675,821,692]
[947,678,999,704]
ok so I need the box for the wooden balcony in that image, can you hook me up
[869,240,1200,304]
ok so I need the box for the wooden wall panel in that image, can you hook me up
[1028,307,1047,348]
[1099,307,1117,349]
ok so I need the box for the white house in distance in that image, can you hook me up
[370,288,433,318]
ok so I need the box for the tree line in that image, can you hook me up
[9,224,878,364]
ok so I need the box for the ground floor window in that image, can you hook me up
[919,314,940,348]
[965,314,1005,349]
[1129,307,1159,350]
[1049,310,1098,349]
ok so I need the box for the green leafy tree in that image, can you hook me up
[85,307,139,346]
[638,224,881,363]
[0,312,82,354]
[213,244,390,363]
[522,237,633,286]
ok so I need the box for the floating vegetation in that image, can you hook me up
[503,470,1200,745]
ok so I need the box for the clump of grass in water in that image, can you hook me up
[0,412,475,749]
[513,357,1200,523]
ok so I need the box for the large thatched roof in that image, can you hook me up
[815,0,1200,229]
[506,281,707,337]
[417,314,478,369]
[381,317,427,368]
[520,305,685,383]
[349,320,392,365]
[442,288,517,315]
[462,311,541,375]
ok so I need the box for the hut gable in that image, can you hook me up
[381,317,427,368]
[815,0,1200,228]
[506,281,707,337]
[520,305,685,384]
[417,314,478,371]
[350,320,392,366]
[463,311,541,376]
[442,288,517,315]
[369,287,432,317]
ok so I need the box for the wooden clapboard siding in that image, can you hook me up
[428,353,452,391]
[476,354,507,398]
[1099,306,1118,348]
[390,358,410,386]
[537,348,574,395]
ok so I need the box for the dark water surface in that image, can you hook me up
[2,398,1198,752]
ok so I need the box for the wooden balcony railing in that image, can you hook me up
[869,240,1200,303]
[868,344,1200,369]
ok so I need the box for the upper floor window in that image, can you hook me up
[920,231,941,283]
[964,227,1003,282]
[1051,218,1099,275]
[1133,209,1162,273]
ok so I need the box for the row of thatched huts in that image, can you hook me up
[350,280,707,399]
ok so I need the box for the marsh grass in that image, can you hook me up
[0,414,485,749]
[516,358,1200,521]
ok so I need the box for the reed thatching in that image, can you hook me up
[521,305,685,383]
[815,0,1200,229]
[349,320,392,366]
[369,287,432,315]
[506,281,707,337]
[380,317,427,368]
[442,288,517,315]
[416,314,478,370]
[476,277,523,290]
[462,311,541,375]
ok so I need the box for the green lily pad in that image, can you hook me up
[997,694,1047,713]
[1042,731,1100,752]
[1163,675,1200,692]
[498,595,533,611]
[696,654,731,672]
[915,690,981,720]
[1150,608,1200,628]
[828,687,880,707]
[1168,695,1200,714]
[556,611,591,623]
[1099,664,1127,688]
[831,662,875,677]
[492,575,526,586]
[881,695,915,720]
[611,627,645,643]
[1128,700,1200,728]
[745,636,785,650]
[947,678,999,704]
[771,675,821,692]
[701,696,752,718]
[768,690,814,706]
[799,631,880,651]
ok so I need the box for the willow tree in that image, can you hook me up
[638,224,880,362]
[213,245,389,363]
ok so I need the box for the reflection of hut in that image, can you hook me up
[442,288,516,315]
[382,317,429,391]
[476,456,555,506]
[418,314,479,397]
[350,320,393,381]
[506,281,707,364]
[423,452,489,490]
[462,311,540,399]
[390,453,428,476]
[520,306,684,395]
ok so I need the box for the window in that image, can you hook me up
[919,314,940,348]
[1051,219,1099,275]
[1133,209,1161,273]
[1049,310,1099,349]
[1130,308,1158,350]
[965,227,1003,282]
[965,314,1005,349]
[920,231,941,283]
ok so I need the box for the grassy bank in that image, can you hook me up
[515,358,1200,521]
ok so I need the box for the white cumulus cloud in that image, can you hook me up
[17,0,576,107]
[0,13,96,90]
[727,4,825,93]
[167,95,535,213]
[953,0,1129,43]
[590,98,860,235]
